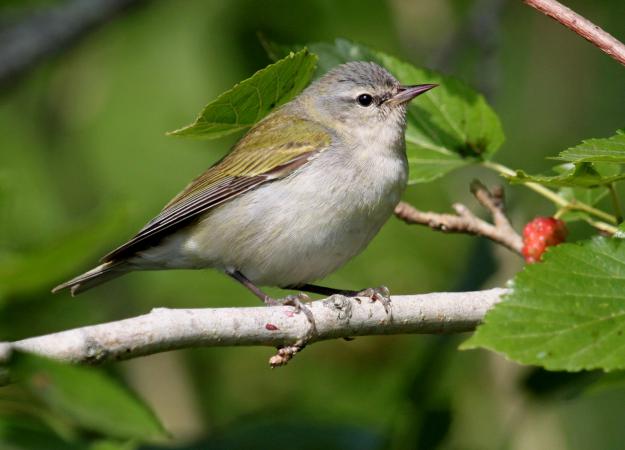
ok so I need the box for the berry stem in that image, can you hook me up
[481,161,618,233]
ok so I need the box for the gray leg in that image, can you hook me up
[227,269,317,336]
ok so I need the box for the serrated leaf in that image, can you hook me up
[462,237,625,371]
[508,162,625,188]
[11,353,166,441]
[168,49,317,139]
[293,39,504,183]
[556,129,625,163]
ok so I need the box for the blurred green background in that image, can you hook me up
[1,0,625,448]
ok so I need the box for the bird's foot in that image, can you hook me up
[265,293,317,368]
[355,285,392,314]
[264,293,316,332]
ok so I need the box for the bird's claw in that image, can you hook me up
[356,285,391,314]
[266,293,316,367]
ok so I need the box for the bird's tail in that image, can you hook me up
[52,261,130,296]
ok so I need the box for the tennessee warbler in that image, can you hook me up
[53,61,436,307]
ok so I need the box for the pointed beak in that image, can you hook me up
[389,83,438,105]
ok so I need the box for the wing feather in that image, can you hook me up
[102,112,331,261]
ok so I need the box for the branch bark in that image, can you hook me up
[524,0,625,67]
[395,181,524,255]
[0,288,506,373]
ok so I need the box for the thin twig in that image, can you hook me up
[482,160,619,232]
[0,288,506,380]
[523,0,625,67]
[394,181,523,255]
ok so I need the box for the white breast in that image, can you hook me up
[138,129,408,287]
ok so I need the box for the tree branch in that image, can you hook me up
[0,288,506,375]
[394,181,524,255]
[523,0,625,67]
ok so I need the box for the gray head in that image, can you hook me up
[298,61,436,141]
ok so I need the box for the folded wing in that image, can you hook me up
[103,113,332,261]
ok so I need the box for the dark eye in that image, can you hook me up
[357,93,373,107]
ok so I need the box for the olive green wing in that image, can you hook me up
[102,113,332,261]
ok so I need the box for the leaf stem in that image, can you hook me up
[608,183,623,224]
[481,160,618,233]
[583,217,619,235]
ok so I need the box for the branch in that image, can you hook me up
[524,0,625,67]
[395,181,524,255]
[0,288,506,375]
[0,0,147,87]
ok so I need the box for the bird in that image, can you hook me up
[53,61,436,310]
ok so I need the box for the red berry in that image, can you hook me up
[521,217,567,263]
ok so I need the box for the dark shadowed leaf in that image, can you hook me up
[0,207,127,303]
[10,353,166,441]
[0,417,83,450]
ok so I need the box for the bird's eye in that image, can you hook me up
[357,93,374,107]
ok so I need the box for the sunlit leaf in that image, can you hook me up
[462,237,625,371]
[556,129,625,164]
[168,49,317,139]
[507,162,625,188]
[377,52,504,183]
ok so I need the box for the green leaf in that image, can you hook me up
[557,163,615,222]
[90,440,137,450]
[556,129,625,163]
[615,222,625,239]
[10,353,166,441]
[508,162,625,188]
[462,237,625,371]
[300,39,505,183]
[0,417,84,450]
[557,187,609,222]
[377,52,504,183]
[168,49,317,139]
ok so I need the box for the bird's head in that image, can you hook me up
[298,61,436,142]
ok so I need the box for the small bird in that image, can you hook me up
[53,61,436,308]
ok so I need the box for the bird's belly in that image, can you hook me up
[155,149,407,286]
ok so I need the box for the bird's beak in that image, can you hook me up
[389,83,438,105]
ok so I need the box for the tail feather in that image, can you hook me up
[52,261,129,296]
